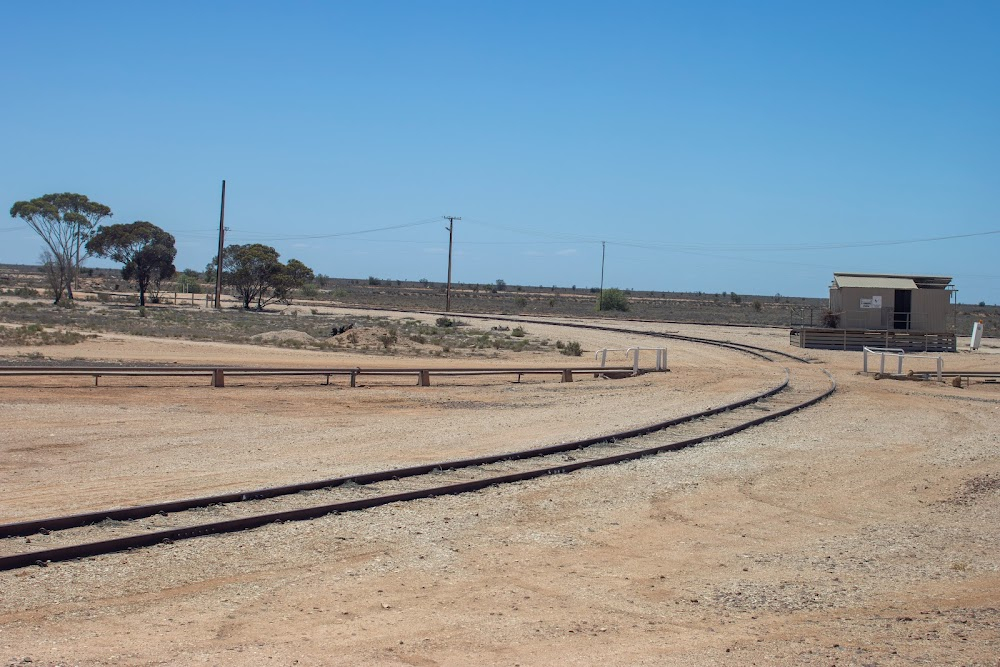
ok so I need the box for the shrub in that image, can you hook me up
[0,325,87,346]
[598,288,629,312]
[555,340,564,349]
[514,296,528,309]
[436,316,454,327]
[752,300,763,312]
[561,341,583,356]
[511,326,526,338]
[175,274,203,294]
[820,309,840,328]
[379,327,398,349]
[368,276,381,286]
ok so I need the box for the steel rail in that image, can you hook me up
[911,370,1000,377]
[0,326,833,571]
[0,369,835,572]
[337,307,814,364]
[0,373,789,539]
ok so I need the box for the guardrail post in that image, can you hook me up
[212,369,225,388]
[419,370,430,386]
[896,352,903,375]
[562,369,573,383]
[936,357,943,381]
[350,370,357,387]
[863,347,870,373]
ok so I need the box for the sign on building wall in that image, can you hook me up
[860,296,882,309]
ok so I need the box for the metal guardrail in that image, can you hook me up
[0,364,652,387]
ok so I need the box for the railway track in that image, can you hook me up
[0,352,833,571]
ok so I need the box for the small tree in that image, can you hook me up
[87,222,177,307]
[207,243,313,310]
[495,278,507,291]
[10,193,112,303]
[273,258,314,303]
[598,288,630,312]
[39,250,66,301]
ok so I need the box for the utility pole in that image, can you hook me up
[214,180,226,309]
[444,215,461,312]
[598,241,606,311]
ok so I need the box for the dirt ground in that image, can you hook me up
[1,310,998,666]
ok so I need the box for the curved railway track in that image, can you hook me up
[0,323,833,572]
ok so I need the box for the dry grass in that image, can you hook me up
[0,301,554,358]
[0,323,89,346]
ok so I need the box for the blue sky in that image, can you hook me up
[2,1,998,303]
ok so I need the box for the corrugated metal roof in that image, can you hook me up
[834,275,918,290]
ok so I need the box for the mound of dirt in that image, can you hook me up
[250,329,317,344]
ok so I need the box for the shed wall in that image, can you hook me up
[830,286,952,331]
[911,289,951,331]
[834,287,894,329]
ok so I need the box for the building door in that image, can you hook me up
[893,289,912,329]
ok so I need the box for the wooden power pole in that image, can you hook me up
[598,240,606,311]
[214,180,226,309]
[444,215,461,312]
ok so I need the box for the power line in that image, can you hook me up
[465,217,1000,252]
[227,217,442,242]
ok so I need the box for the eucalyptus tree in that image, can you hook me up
[207,243,313,309]
[87,221,177,306]
[9,193,112,303]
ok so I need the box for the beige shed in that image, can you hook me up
[829,273,954,332]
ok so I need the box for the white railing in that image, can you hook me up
[862,346,943,380]
[595,347,668,373]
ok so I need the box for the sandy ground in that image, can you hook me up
[1,310,999,666]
